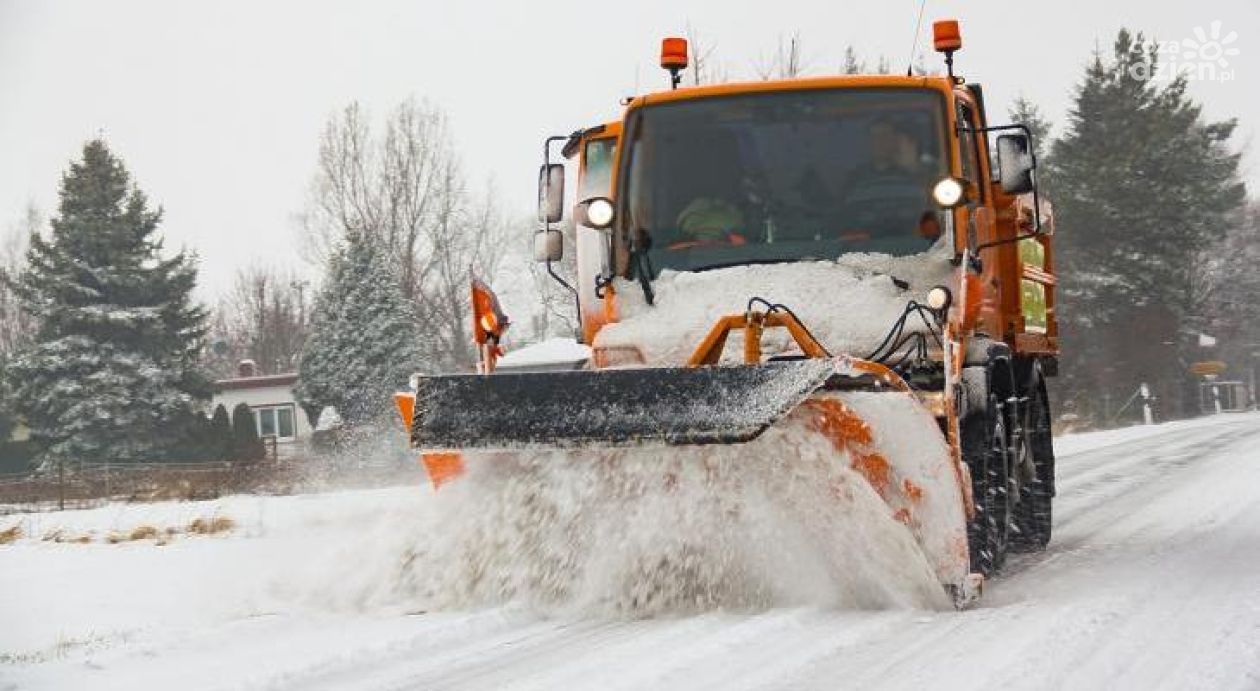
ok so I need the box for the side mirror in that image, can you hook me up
[995,134,1035,195]
[537,164,565,224]
[533,229,563,263]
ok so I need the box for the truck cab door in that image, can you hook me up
[574,128,621,342]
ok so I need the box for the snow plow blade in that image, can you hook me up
[410,358,845,451]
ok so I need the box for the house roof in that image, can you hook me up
[215,373,299,391]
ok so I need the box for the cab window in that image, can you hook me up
[956,102,983,200]
[579,138,616,199]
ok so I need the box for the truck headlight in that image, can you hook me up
[932,177,967,208]
[584,198,615,229]
[926,285,952,312]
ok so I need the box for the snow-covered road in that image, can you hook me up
[4,413,1260,690]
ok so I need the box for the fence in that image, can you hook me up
[0,457,426,515]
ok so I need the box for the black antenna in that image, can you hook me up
[906,0,928,76]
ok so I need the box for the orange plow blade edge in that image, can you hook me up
[396,391,465,489]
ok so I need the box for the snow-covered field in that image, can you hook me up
[3,412,1260,690]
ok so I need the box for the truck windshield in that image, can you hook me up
[622,88,949,274]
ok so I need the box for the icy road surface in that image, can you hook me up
[4,413,1260,690]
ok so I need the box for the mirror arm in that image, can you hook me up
[1029,171,1043,232]
[975,231,1040,253]
[545,259,583,343]
[974,122,1042,233]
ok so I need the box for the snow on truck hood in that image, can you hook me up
[594,244,957,367]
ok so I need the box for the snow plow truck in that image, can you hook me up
[394,20,1058,607]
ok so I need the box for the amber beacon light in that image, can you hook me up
[932,19,962,52]
[660,37,689,89]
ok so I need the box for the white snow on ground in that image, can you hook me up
[596,244,955,366]
[3,413,1260,690]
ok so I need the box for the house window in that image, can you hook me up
[253,404,297,441]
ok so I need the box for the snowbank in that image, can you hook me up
[1053,413,1251,457]
[0,488,425,660]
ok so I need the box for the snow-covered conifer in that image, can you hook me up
[7,140,210,465]
[297,231,422,424]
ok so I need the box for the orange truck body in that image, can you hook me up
[398,26,1061,604]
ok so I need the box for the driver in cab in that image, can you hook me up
[837,117,941,242]
[669,197,746,250]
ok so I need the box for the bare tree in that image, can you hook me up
[412,170,509,367]
[840,46,894,75]
[209,265,311,377]
[202,310,245,380]
[301,102,380,265]
[684,23,727,86]
[0,205,41,357]
[303,98,511,371]
[1196,202,1260,350]
[755,33,807,80]
[524,216,579,340]
[841,46,864,75]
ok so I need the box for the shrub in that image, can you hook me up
[230,403,265,462]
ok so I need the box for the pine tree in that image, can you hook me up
[1200,203,1260,382]
[1048,30,1246,420]
[5,140,211,464]
[1007,96,1052,162]
[296,231,422,425]
[230,402,264,462]
[0,354,15,442]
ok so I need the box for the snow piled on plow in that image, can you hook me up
[313,409,950,616]
[596,243,955,366]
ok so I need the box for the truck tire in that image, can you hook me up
[961,355,1015,576]
[1012,374,1054,551]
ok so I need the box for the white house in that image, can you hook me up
[211,361,312,447]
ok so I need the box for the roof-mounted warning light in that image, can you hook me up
[661,37,688,90]
[933,20,962,81]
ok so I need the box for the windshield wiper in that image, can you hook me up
[632,246,656,305]
[617,113,655,306]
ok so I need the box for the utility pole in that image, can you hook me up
[256,278,267,374]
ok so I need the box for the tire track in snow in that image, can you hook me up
[979,421,1260,690]
[765,416,1260,690]
[1003,416,1257,577]
[292,619,626,691]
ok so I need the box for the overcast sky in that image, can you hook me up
[2,0,1256,298]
